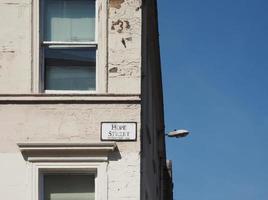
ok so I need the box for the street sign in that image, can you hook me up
[101,122,137,141]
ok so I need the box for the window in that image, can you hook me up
[17,142,115,200]
[42,173,95,200]
[41,0,97,91]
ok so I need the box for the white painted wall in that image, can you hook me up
[0,103,141,200]
[0,0,160,199]
[0,0,32,93]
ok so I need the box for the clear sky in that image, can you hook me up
[158,0,268,199]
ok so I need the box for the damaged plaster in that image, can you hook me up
[108,0,142,93]
[109,0,125,9]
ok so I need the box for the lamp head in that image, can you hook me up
[166,129,190,138]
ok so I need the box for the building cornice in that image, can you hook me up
[0,94,141,104]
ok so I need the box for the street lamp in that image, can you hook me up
[165,129,190,138]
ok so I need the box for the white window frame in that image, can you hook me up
[32,0,108,94]
[34,162,107,200]
[39,170,97,200]
[17,142,116,200]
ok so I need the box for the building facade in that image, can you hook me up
[0,0,172,199]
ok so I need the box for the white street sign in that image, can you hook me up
[101,122,137,141]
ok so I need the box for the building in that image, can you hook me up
[0,0,172,199]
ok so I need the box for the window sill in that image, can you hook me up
[45,90,98,94]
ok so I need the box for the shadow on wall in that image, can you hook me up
[108,146,122,161]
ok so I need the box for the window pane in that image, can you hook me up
[44,0,96,42]
[44,174,95,200]
[45,47,96,90]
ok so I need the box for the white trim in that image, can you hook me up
[32,0,41,93]
[0,94,141,102]
[44,90,99,94]
[42,41,98,45]
[17,141,116,146]
[97,0,108,93]
[44,44,97,48]
[95,0,98,44]
[28,157,109,162]
[17,142,116,150]
[32,0,108,94]
[94,0,100,93]
[17,142,116,162]
[42,41,98,49]
[32,162,108,200]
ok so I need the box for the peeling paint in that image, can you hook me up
[109,62,139,78]
[135,6,141,11]
[1,45,15,54]
[109,0,125,9]
[124,20,131,29]
[0,50,15,53]
[109,67,118,73]
[111,20,131,33]
[121,38,126,48]
[125,37,132,41]
[120,37,133,48]
[108,0,142,93]
[111,20,124,33]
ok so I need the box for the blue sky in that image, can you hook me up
[158,0,268,199]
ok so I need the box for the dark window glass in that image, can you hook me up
[45,47,96,90]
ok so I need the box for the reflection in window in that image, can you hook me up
[44,0,96,42]
[44,174,95,200]
[45,47,96,90]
